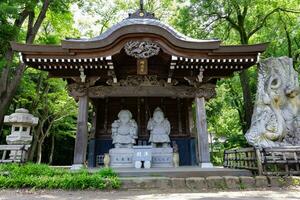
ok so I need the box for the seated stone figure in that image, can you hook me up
[111,110,138,148]
[147,107,171,147]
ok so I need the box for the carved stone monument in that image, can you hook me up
[147,107,171,147]
[245,57,300,148]
[4,108,39,159]
[109,110,137,167]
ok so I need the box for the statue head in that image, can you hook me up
[118,110,132,124]
[153,107,164,124]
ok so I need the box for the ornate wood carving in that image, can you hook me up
[67,77,100,99]
[124,41,160,59]
[88,84,216,99]
[106,75,178,87]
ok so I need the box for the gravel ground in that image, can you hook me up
[0,188,300,200]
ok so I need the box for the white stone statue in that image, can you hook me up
[147,107,171,147]
[245,57,300,148]
[111,110,138,148]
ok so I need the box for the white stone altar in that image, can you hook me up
[152,147,173,167]
[109,146,174,168]
[109,148,134,168]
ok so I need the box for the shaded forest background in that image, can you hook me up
[0,0,299,165]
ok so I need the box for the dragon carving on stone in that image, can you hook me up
[245,57,300,148]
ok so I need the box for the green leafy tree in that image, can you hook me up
[173,0,300,132]
[0,0,77,132]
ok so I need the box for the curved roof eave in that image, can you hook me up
[61,18,221,50]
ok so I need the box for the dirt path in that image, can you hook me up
[0,188,300,200]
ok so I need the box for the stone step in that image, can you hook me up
[110,167,252,178]
[120,176,300,190]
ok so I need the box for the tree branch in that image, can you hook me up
[248,7,300,38]
[26,0,51,44]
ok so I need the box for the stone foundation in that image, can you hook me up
[109,147,173,168]
[120,176,300,190]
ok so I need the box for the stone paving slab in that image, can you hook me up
[1,188,300,200]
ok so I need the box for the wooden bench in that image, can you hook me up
[0,145,30,164]
[224,146,300,176]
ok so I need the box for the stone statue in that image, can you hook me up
[111,110,138,148]
[245,57,300,148]
[147,107,171,147]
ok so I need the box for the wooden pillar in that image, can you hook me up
[195,97,213,168]
[71,94,89,170]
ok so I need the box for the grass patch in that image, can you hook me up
[0,163,120,190]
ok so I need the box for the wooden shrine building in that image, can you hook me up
[11,7,267,169]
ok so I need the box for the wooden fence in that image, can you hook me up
[224,146,300,176]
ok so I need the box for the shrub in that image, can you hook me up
[0,163,120,190]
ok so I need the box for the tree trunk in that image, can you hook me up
[36,140,43,164]
[28,133,38,162]
[0,0,51,133]
[49,134,55,165]
[28,122,43,162]
[239,70,253,132]
[239,37,253,132]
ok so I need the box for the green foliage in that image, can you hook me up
[0,163,120,189]
[172,0,300,161]
[98,167,118,178]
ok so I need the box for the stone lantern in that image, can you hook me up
[4,108,38,159]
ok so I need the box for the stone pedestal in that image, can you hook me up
[152,147,173,167]
[109,148,134,168]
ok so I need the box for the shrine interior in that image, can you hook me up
[91,97,197,166]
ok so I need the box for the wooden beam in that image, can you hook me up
[88,85,216,99]
[72,95,89,170]
[195,97,213,168]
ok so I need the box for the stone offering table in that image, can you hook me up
[109,146,173,168]
[133,145,152,168]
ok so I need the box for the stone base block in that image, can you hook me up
[186,177,207,190]
[268,176,286,187]
[171,178,186,189]
[239,176,255,189]
[109,148,134,168]
[200,162,213,168]
[120,177,171,189]
[70,164,85,170]
[152,147,173,167]
[206,176,226,189]
[224,176,240,189]
[255,176,268,187]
